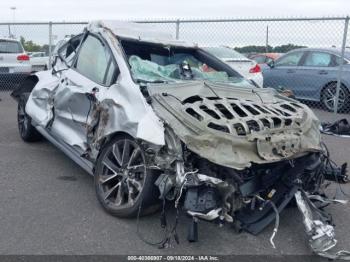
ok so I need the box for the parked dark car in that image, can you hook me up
[263,48,350,111]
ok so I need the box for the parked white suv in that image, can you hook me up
[0,38,32,88]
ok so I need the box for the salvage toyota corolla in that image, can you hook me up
[11,21,349,258]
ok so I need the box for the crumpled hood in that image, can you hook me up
[148,81,322,170]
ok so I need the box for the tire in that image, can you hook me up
[94,135,160,218]
[321,82,350,112]
[17,93,42,142]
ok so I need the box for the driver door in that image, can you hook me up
[50,34,118,154]
[263,51,305,95]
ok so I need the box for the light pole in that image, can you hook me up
[10,6,16,22]
[9,7,17,38]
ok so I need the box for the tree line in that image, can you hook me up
[234,44,306,54]
[19,36,306,56]
[20,36,51,54]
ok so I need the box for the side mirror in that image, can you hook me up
[267,60,275,68]
[51,54,69,75]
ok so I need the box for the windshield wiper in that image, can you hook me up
[136,79,169,84]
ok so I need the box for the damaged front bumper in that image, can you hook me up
[154,150,349,259]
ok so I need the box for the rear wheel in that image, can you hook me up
[94,135,160,218]
[17,93,42,142]
[321,83,349,112]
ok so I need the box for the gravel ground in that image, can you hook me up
[0,92,349,257]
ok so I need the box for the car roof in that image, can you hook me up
[0,38,20,42]
[88,20,197,47]
[286,47,350,59]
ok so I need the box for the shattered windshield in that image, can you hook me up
[121,39,252,87]
[128,55,233,83]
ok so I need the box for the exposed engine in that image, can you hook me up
[133,66,349,257]
[141,126,349,259]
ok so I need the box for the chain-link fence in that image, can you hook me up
[0,17,349,116]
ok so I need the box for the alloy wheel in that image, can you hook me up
[97,139,146,209]
[322,84,346,112]
[17,101,29,138]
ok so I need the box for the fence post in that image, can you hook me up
[265,25,269,53]
[334,16,349,114]
[48,22,53,69]
[175,19,180,40]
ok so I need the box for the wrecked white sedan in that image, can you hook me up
[11,21,349,258]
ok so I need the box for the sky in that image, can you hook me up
[0,0,349,21]
[0,0,349,48]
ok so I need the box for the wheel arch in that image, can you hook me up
[99,131,134,149]
[10,75,39,102]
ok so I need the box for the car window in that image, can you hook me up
[53,40,67,56]
[334,55,349,66]
[58,35,83,66]
[304,52,332,67]
[252,55,266,64]
[275,52,304,67]
[204,47,248,60]
[74,35,115,85]
[0,40,23,53]
[266,57,274,64]
[32,53,43,57]
[105,61,117,86]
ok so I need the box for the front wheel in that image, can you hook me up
[17,93,42,142]
[321,83,349,112]
[94,136,160,218]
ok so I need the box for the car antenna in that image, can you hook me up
[204,82,220,99]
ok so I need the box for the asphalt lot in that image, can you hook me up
[0,91,349,256]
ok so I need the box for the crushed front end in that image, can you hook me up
[139,81,348,257]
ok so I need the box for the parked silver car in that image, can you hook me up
[263,48,350,112]
[11,21,347,257]
[0,38,31,87]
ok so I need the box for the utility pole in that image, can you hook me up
[8,25,11,38]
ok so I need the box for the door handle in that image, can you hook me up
[318,70,328,75]
[287,69,295,73]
